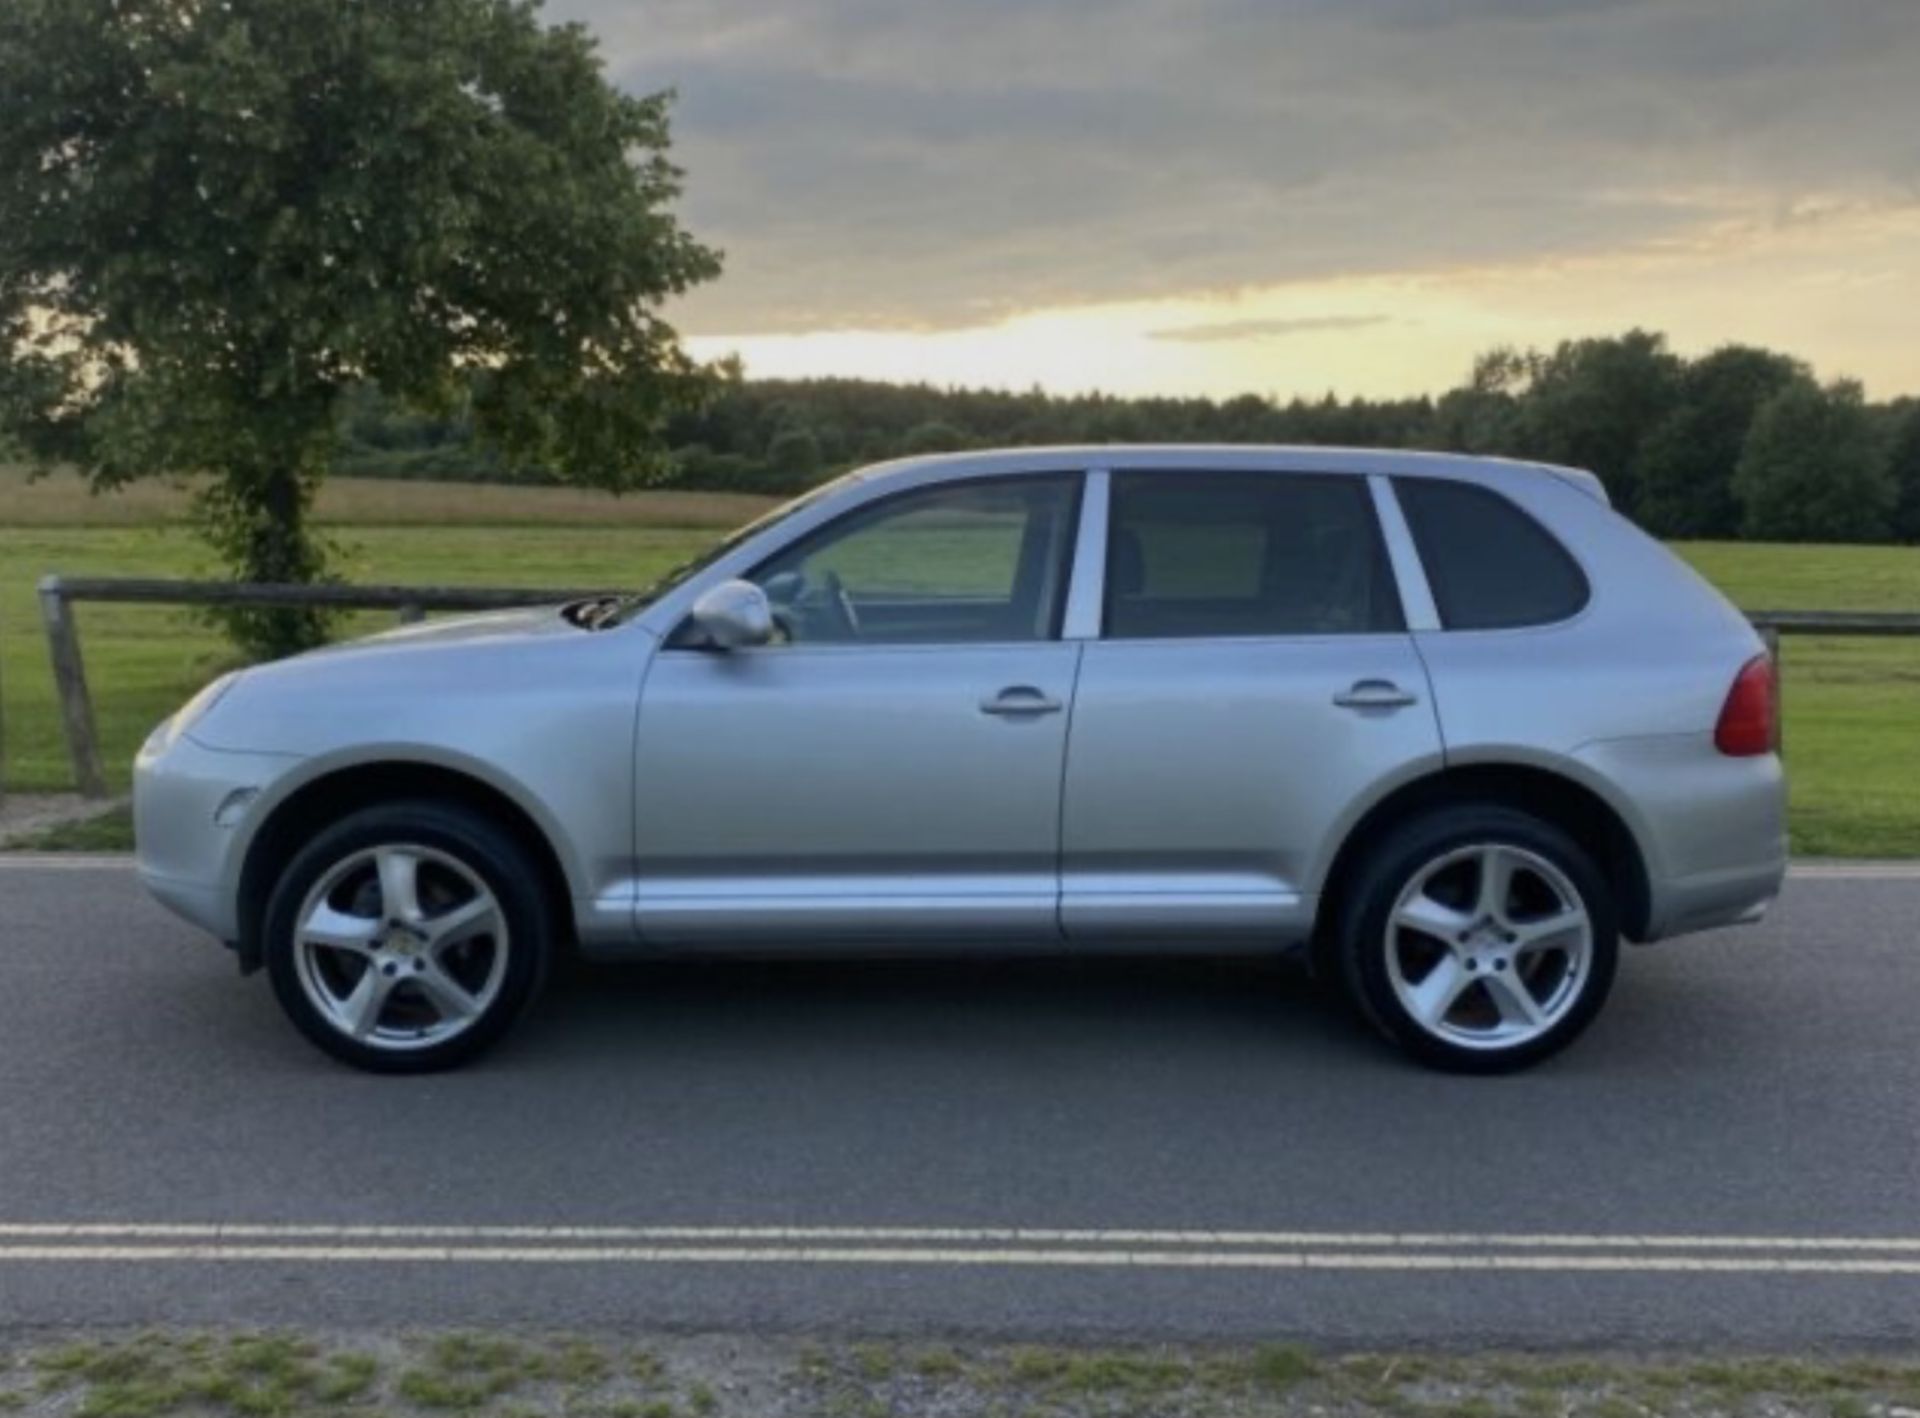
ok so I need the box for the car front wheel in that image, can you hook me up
[1340,805,1619,1073]
[262,801,554,1072]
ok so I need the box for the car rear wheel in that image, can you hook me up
[1339,805,1618,1072]
[262,801,554,1073]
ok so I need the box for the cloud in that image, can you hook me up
[549,0,1920,335]
[1150,314,1393,343]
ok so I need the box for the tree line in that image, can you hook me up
[339,330,1920,545]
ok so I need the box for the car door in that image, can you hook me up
[633,472,1085,946]
[1060,469,1443,942]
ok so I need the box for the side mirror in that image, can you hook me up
[689,579,774,649]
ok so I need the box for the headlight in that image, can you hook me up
[146,671,241,754]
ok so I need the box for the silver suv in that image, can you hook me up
[135,447,1786,1073]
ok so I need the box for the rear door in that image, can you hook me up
[1060,469,1442,942]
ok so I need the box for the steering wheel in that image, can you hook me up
[820,570,861,639]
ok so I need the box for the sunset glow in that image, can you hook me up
[688,196,1920,398]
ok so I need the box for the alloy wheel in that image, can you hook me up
[291,843,510,1052]
[1384,842,1593,1052]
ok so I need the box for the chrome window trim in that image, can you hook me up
[1060,468,1110,641]
[1368,474,1441,633]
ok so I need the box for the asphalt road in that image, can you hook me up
[3,855,1920,1349]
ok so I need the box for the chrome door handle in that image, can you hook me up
[1333,679,1418,710]
[981,686,1064,717]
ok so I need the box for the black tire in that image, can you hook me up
[262,800,555,1073]
[1338,804,1619,1073]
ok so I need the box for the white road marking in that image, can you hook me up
[9,1222,1920,1251]
[9,1224,1920,1277]
[7,1242,1920,1276]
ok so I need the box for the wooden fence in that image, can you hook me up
[10,573,1917,803]
[26,575,616,801]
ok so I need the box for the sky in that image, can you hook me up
[551,0,1920,401]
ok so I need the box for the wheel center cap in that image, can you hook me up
[383,928,419,956]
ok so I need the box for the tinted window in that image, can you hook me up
[745,476,1079,645]
[1105,472,1402,639]
[1395,478,1589,630]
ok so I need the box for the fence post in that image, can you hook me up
[37,576,108,800]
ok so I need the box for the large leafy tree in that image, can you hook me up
[1734,380,1891,544]
[0,0,720,656]
[1505,330,1684,516]
[1634,345,1805,539]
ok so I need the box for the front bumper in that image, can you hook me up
[134,729,301,942]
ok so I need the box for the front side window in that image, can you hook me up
[1104,472,1403,639]
[1394,477,1590,630]
[747,475,1079,645]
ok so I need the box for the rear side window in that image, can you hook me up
[1106,472,1403,639]
[1395,478,1589,630]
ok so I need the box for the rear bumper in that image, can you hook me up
[1642,856,1786,939]
[1574,734,1788,942]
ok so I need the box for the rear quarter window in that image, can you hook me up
[1394,477,1590,630]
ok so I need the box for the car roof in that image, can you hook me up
[853,444,1610,504]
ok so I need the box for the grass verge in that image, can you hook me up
[5,1332,1920,1418]
[0,804,133,852]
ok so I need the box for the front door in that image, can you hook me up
[1061,470,1443,942]
[634,473,1084,946]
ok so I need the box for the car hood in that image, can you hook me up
[184,600,651,756]
[297,604,586,661]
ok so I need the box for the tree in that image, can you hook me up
[1733,380,1892,543]
[765,425,823,488]
[901,420,969,454]
[1430,350,1530,453]
[1634,346,1805,539]
[0,0,720,656]
[1886,402,1920,544]
[1507,330,1683,515]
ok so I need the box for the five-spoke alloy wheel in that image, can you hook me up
[1340,805,1619,1072]
[263,802,554,1072]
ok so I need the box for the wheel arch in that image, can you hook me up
[1312,760,1654,954]
[235,755,580,969]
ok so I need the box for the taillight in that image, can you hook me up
[1715,654,1778,756]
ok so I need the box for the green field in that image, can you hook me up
[3,471,1918,856]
